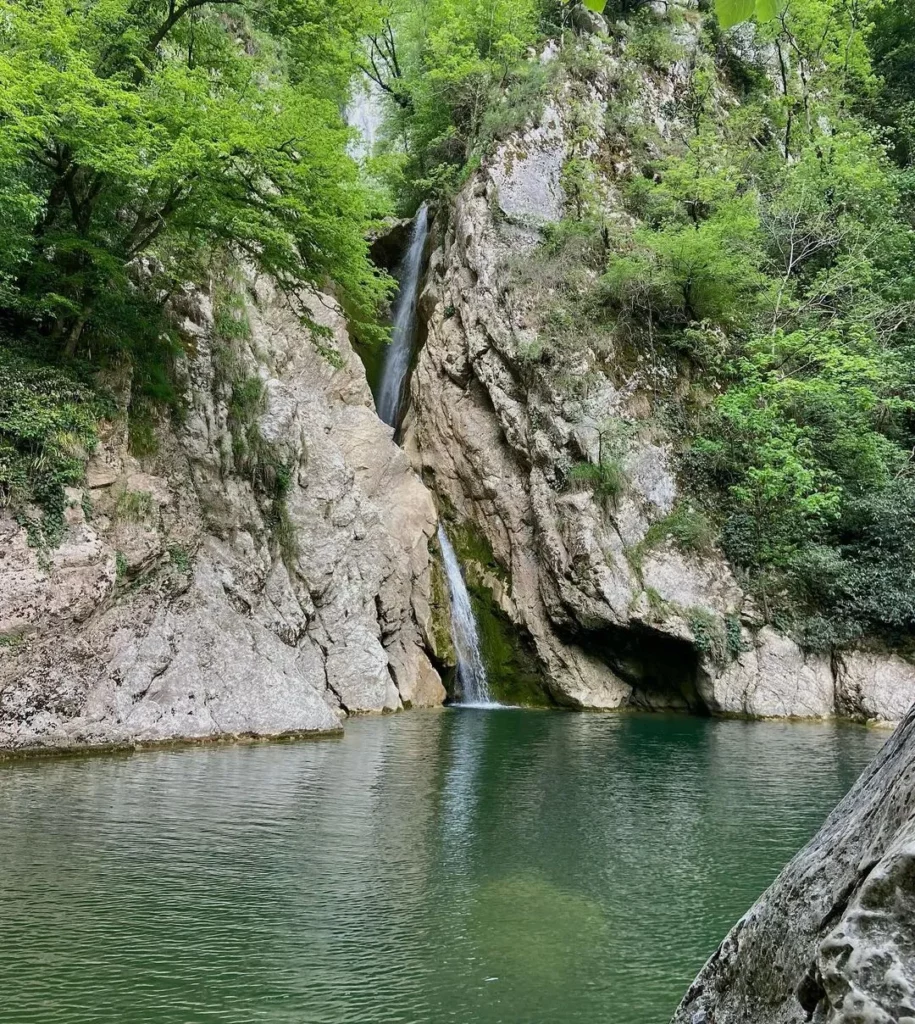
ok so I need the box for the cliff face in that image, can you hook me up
[403,35,915,721]
[3,22,913,743]
[672,707,915,1024]
[0,277,444,754]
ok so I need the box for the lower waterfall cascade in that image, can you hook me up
[437,525,499,707]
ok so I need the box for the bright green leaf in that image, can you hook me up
[581,0,607,11]
[715,0,759,29]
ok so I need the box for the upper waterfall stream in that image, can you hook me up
[376,205,428,428]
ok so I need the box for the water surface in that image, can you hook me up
[0,710,885,1024]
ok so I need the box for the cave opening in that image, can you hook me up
[571,622,710,715]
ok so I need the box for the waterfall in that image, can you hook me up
[437,525,496,706]
[346,80,385,161]
[376,205,429,427]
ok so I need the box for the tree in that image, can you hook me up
[715,0,777,28]
[366,0,542,209]
[0,0,388,356]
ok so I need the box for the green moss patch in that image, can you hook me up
[441,515,552,707]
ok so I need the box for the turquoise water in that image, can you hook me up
[0,709,885,1024]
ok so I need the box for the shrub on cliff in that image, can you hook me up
[0,348,111,546]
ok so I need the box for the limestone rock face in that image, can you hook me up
[489,100,568,227]
[0,278,443,754]
[403,41,914,721]
[836,652,915,726]
[671,707,915,1024]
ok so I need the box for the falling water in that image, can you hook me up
[376,205,429,427]
[346,80,385,161]
[437,525,495,706]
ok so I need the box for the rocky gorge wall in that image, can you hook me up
[402,32,915,723]
[2,20,914,752]
[0,277,444,754]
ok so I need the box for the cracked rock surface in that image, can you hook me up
[0,278,444,753]
[403,39,915,721]
[672,707,915,1024]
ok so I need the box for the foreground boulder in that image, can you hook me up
[672,707,915,1023]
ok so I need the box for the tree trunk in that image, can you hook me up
[62,304,93,359]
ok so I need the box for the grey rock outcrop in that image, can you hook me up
[672,707,915,1024]
[0,277,444,754]
[403,39,915,720]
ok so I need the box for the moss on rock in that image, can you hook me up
[441,514,553,707]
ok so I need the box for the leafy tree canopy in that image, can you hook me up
[0,0,389,357]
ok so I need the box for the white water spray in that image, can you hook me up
[376,205,429,427]
[437,525,496,706]
[346,80,385,161]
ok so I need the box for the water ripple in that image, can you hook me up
[0,709,885,1024]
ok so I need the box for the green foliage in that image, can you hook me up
[213,291,252,345]
[644,586,669,621]
[499,0,915,656]
[478,60,557,151]
[568,458,627,503]
[115,489,153,524]
[725,615,745,656]
[506,218,616,381]
[686,607,729,665]
[366,0,544,210]
[0,0,395,552]
[220,362,298,565]
[683,123,915,644]
[642,503,716,556]
[0,346,109,545]
[168,544,193,575]
[715,0,776,30]
[567,421,634,504]
[548,0,915,652]
[127,404,160,458]
[625,9,685,70]
[788,480,915,649]
[606,125,767,329]
[268,487,300,570]
[868,0,915,166]
[605,200,765,327]
[0,0,389,355]
[562,157,602,222]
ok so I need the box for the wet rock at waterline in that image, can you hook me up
[672,706,915,1024]
[0,278,444,753]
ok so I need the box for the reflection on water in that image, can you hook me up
[0,710,886,1024]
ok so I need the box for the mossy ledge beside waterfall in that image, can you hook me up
[437,524,496,706]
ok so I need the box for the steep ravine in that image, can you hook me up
[3,32,915,753]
